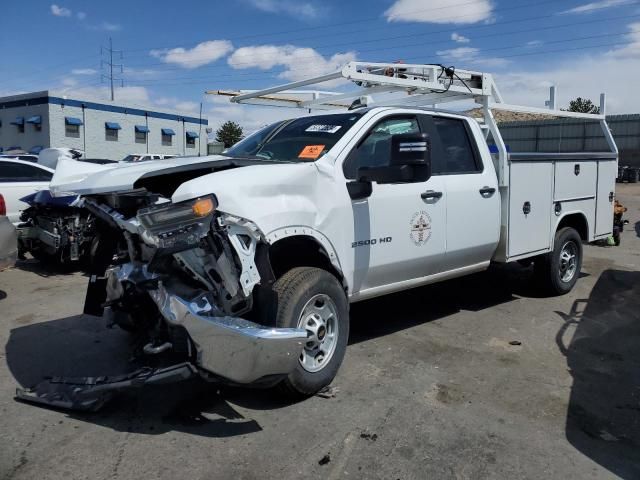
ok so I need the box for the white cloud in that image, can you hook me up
[385,0,493,24]
[228,45,356,81]
[50,4,71,17]
[71,68,97,75]
[559,0,633,14]
[451,32,470,43]
[246,0,319,18]
[605,21,640,57]
[526,40,543,47]
[498,24,640,113]
[436,46,508,67]
[151,40,234,69]
[437,46,478,59]
[91,21,121,31]
[58,85,152,105]
[77,11,86,20]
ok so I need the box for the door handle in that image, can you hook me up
[479,186,496,196]
[421,190,443,200]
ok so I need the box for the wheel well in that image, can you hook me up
[557,213,589,241]
[268,236,344,284]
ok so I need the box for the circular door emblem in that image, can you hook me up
[410,211,432,246]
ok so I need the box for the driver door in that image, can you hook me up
[343,115,447,295]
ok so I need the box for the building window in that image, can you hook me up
[26,115,42,132]
[186,131,198,148]
[65,117,83,138]
[135,125,149,144]
[161,128,175,146]
[105,122,121,142]
[66,124,80,137]
[11,117,25,133]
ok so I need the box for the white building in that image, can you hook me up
[0,91,208,160]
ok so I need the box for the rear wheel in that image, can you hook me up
[271,267,349,397]
[534,227,582,295]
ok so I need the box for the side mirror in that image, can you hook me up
[357,133,431,185]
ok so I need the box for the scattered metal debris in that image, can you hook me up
[360,432,378,441]
[316,385,339,399]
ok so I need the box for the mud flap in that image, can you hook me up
[15,362,198,412]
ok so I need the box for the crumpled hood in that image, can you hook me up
[49,155,230,196]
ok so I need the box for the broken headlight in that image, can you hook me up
[137,195,217,248]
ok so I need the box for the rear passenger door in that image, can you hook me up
[426,115,500,269]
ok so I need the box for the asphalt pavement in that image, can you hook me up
[1,184,639,480]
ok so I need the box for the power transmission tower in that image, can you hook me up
[101,37,123,101]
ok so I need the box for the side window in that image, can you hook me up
[344,116,420,180]
[0,162,53,182]
[432,116,481,174]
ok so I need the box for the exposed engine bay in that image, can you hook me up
[85,189,259,319]
[17,192,96,265]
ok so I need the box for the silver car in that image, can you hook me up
[0,194,18,270]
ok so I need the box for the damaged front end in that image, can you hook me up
[17,190,306,411]
[17,191,95,264]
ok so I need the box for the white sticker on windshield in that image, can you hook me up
[305,124,342,134]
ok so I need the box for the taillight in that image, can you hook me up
[0,194,5,216]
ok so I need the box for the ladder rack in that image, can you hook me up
[206,61,617,185]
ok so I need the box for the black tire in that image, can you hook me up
[534,227,583,295]
[272,267,349,397]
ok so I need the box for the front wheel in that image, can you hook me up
[272,267,349,397]
[534,227,583,295]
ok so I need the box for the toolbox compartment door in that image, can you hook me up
[595,160,617,236]
[554,161,597,201]
[508,162,553,258]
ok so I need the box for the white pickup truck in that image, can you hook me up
[20,63,617,408]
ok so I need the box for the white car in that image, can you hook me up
[0,158,54,223]
[121,154,178,163]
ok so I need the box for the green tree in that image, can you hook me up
[215,121,244,148]
[566,97,600,114]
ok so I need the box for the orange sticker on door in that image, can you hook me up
[298,145,325,159]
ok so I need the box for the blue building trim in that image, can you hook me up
[0,95,208,125]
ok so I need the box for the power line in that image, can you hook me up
[121,0,586,60]
[119,38,637,89]
[4,0,634,89]
[119,28,635,87]
[122,0,613,54]
[120,12,639,81]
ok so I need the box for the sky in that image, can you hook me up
[1,0,640,133]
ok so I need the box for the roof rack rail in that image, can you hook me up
[206,61,617,185]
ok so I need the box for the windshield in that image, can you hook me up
[121,155,143,162]
[223,112,364,162]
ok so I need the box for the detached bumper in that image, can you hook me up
[109,264,307,384]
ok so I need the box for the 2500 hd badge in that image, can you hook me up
[352,237,393,248]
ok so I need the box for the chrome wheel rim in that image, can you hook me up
[297,294,339,373]
[559,241,578,283]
